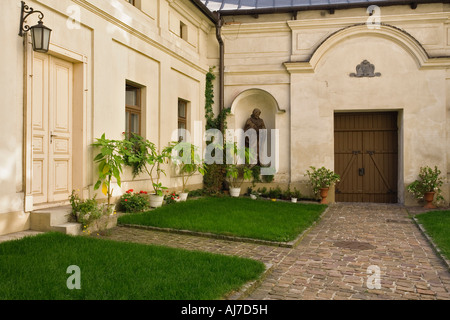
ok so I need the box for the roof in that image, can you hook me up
[199,0,448,14]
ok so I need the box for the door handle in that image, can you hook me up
[50,131,59,144]
[359,168,365,176]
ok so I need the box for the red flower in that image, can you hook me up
[124,199,128,202]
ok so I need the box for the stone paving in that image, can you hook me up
[98,203,450,300]
[2,203,448,300]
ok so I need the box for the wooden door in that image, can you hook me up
[334,112,398,203]
[32,54,73,205]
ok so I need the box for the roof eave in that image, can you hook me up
[212,0,448,16]
[190,0,219,23]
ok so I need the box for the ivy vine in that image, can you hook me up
[205,67,230,131]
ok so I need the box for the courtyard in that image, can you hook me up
[1,200,449,301]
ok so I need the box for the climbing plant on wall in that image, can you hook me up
[203,67,230,194]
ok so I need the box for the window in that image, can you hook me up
[180,21,188,41]
[178,99,188,142]
[125,0,141,9]
[125,84,141,137]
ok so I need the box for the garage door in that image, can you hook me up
[334,112,398,203]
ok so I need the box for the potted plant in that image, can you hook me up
[225,143,253,197]
[407,165,444,209]
[250,190,259,200]
[173,142,207,202]
[69,190,117,234]
[92,133,126,213]
[305,166,340,204]
[291,187,302,203]
[122,134,175,208]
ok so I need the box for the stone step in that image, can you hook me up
[52,223,82,236]
[30,205,74,233]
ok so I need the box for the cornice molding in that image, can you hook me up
[287,12,450,30]
[69,0,209,74]
[285,23,450,73]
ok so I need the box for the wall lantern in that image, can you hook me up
[18,1,52,53]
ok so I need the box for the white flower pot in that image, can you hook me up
[291,198,297,203]
[229,187,241,197]
[149,194,164,208]
[179,193,189,202]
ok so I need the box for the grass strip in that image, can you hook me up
[119,197,327,242]
[415,210,450,260]
[0,232,265,300]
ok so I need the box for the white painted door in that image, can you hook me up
[32,54,73,205]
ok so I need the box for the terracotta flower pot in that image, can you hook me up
[320,188,329,204]
[423,191,436,209]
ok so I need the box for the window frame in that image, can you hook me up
[125,84,142,138]
[180,21,188,41]
[178,99,188,142]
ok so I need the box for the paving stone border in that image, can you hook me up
[119,206,330,249]
[412,217,450,273]
[224,263,274,300]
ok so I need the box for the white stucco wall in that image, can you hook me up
[214,4,450,205]
[0,0,214,235]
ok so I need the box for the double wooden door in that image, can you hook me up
[31,53,73,206]
[334,112,398,203]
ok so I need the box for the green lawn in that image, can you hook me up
[0,232,265,300]
[416,210,450,260]
[119,197,327,242]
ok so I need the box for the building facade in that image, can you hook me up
[0,0,449,236]
[0,0,214,235]
[203,0,450,205]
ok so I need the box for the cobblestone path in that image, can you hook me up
[101,203,450,300]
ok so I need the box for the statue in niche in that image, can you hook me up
[350,60,381,78]
[244,108,266,165]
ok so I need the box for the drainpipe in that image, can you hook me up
[189,0,224,130]
[215,13,225,132]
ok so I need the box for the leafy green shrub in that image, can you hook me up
[291,187,302,199]
[91,134,127,206]
[407,166,445,202]
[69,190,104,227]
[268,187,283,199]
[262,174,274,183]
[164,191,180,205]
[188,189,206,198]
[305,166,340,195]
[257,187,268,198]
[203,164,227,194]
[119,189,150,213]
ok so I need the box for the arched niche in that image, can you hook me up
[228,88,285,160]
[230,88,284,128]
